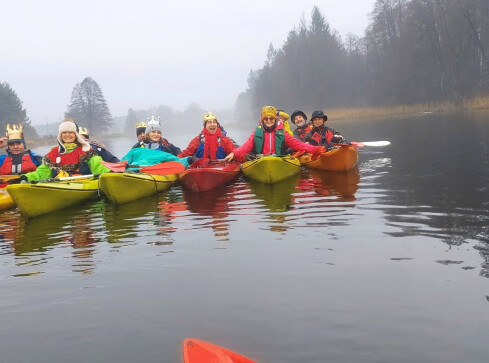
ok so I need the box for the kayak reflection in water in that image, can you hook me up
[178,111,236,161]
[224,106,324,163]
[9,118,110,183]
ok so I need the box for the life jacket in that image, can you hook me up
[294,124,312,141]
[195,133,227,159]
[309,126,334,146]
[0,153,38,175]
[253,125,285,155]
[43,145,96,176]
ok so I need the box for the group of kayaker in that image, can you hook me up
[0,105,348,182]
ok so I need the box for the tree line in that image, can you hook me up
[236,0,489,121]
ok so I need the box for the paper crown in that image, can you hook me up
[136,121,147,129]
[204,111,218,122]
[78,126,89,136]
[277,110,289,121]
[6,123,24,141]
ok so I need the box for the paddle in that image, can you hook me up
[350,140,390,148]
[101,160,185,175]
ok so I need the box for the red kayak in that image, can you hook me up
[178,159,241,192]
[182,338,257,363]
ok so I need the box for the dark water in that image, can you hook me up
[1,112,488,363]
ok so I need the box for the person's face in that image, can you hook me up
[262,116,276,128]
[137,131,145,141]
[294,115,306,127]
[7,141,26,155]
[205,119,219,134]
[311,117,324,127]
[61,132,76,143]
[148,130,161,142]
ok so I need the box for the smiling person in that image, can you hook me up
[9,118,110,183]
[132,116,181,156]
[178,111,236,160]
[303,110,347,149]
[224,106,323,163]
[0,123,42,175]
[290,110,311,141]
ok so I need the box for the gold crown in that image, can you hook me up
[78,127,89,136]
[277,110,289,121]
[261,106,277,120]
[6,123,24,140]
[136,121,147,128]
[204,111,218,122]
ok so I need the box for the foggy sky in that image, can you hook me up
[1,0,375,124]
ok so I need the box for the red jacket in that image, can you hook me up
[233,125,318,162]
[178,128,236,159]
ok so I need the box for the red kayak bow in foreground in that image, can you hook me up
[183,338,257,363]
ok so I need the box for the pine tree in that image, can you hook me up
[0,82,38,138]
[65,77,112,134]
[124,108,139,134]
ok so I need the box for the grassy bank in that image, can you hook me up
[327,95,489,122]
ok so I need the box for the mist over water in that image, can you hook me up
[1,112,488,363]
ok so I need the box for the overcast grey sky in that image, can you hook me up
[1,0,375,124]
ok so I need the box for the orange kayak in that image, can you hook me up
[299,145,358,171]
[178,160,241,192]
[182,338,257,363]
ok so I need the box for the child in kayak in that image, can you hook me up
[0,123,42,174]
[303,110,347,149]
[132,116,181,156]
[178,111,236,160]
[290,110,312,141]
[10,118,110,183]
[136,121,147,142]
[224,106,324,163]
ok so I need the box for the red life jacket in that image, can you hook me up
[309,126,334,146]
[0,154,38,175]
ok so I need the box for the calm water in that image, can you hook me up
[1,112,488,363]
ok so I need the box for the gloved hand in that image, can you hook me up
[7,175,28,184]
[311,146,326,160]
[244,153,256,161]
[187,156,198,165]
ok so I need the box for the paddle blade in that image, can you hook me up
[139,161,185,175]
[183,338,257,363]
[350,141,390,147]
[101,160,128,172]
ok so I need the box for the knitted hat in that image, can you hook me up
[277,110,289,121]
[203,111,219,126]
[290,110,307,124]
[310,110,328,122]
[145,116,162,135]
[261,106,277,120]
[58,118,91,152]
[136,121,147,136]
[6,123,25,146]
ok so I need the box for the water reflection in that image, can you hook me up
[0,201,104,276]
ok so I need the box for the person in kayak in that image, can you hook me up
[136,121,147,142]
[9,118,110,183]
[178,111,236,160]
[224,106,324,163]
[0,123,42,174]
[276,109,293,136]
[290,110,312,141]
[132,116,181,156]
[78,126,120,163]
[303,110,347,149]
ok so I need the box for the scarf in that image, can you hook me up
[202,127,222,159]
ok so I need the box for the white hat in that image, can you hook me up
[145,116,162,135]
[58,119,91,152]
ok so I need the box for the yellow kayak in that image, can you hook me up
[99,172,179,204]
[299,145,358,172]
[0,188,15,211]
[241,155,301,184]
[6,176,100,218]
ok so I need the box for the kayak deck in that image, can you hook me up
[99,172,178,204]
[241,155,301,184]
[179,160,240,192]
[299,145,358,171]
[6,177,100,218]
